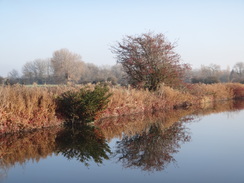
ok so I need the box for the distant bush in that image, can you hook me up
[227,83,244,99]
[191,76,220,84]
[191,77,204,84]
[56,84,112,123]
[203,76,220,84]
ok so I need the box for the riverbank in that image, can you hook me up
[1,99,244,170]
[0,83,244,134]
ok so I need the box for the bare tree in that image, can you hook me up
[0,76,4,85]
[7,69,20,84]
[233,62,244,77]
[22,59,53,84]
[22,61,35,84]
[111,64,127,85]
[8,69,20,79]
[230,62,244,83]
[200,64,221,78]
[80,63,100,83]
[51,48,84,84]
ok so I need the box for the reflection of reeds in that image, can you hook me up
[96,109,196,141]
[97,99,244,141]
[0,127,61,170]
[0,99,243,175]
[192,100,244,118]
[0,124,110,176]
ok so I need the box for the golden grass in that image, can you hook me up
[0,83,244,134]
[0,84,88,133]
[0,85,65,133]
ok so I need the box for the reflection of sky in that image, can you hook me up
[0,0,244,76]
[2,109,244,183]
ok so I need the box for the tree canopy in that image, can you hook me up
[112,32,190,90]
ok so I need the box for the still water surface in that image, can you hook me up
[1,100,244,183]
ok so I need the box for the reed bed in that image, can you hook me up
[0,83,244,134]
[0,84,81,134]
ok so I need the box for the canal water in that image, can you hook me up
[1,100,244,183]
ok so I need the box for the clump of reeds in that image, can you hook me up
[100,84,197,118]
[0,127,61,169]
[226,83,244,99]
[0,85,63,133]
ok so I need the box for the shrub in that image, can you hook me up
[203,76,220,84]
[111,32,190,91]
[56,84,112,123]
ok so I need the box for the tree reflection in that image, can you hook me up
[55,124,111,166]
[114,121,191,172]
[0,124,111,180]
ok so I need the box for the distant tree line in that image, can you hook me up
[190,62,244,84]
[3,48,127,85]
[1,33,244,87]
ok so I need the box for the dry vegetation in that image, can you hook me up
[0,84,80,134]
[98,99,244,141]
[0,83,244,134]
[0,98,244,173]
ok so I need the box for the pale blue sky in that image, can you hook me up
[0,0,244,76]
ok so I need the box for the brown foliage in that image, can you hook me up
[0,85,63,133]
[111,32,190,91]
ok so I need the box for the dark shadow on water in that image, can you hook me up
[55,124,111,166]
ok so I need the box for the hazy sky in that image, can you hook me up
[0,0,244,77]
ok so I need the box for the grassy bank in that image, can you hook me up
[100,83,244,118]
[1,99,244,172]
[0,83,244,134]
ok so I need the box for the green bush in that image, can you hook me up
[56,85,112,123]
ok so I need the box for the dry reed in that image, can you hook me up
[0,83,244,134]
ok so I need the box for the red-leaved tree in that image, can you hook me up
[111,32,190,91]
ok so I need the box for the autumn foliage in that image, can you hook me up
[111,32,190,90]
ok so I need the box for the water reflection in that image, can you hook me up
[113,119,191,172]
[0,128,59,180]
[0,99,244,180]
[55,124,111,166]
[0,124,111,179]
